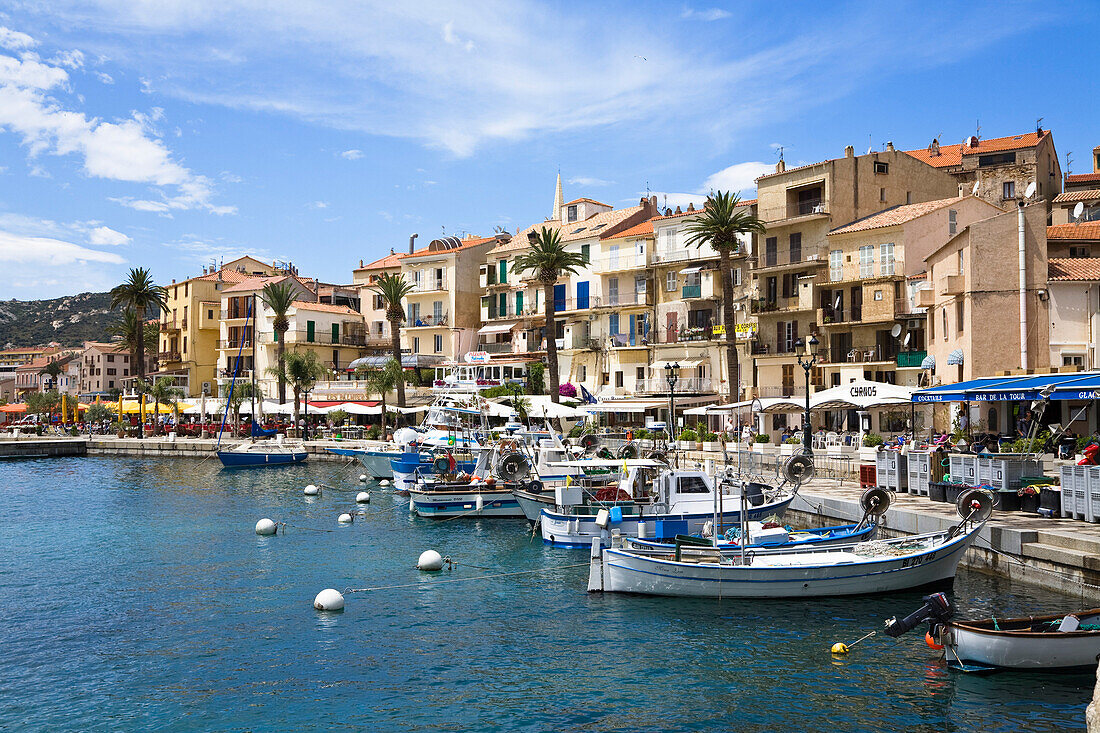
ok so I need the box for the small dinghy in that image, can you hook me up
[886,594,1100,671]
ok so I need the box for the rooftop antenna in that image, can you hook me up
[1036,117,1043,133]
[776,145,784,162]
[1066,151,1074,175]
[975,119,981,140]
[866,134,873,154]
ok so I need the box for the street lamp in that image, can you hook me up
[795,334,819,456]
[665,361,680,443]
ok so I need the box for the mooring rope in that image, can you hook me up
[343,562,590,594]
[972,536,1100,593]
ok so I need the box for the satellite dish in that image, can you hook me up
[890,324,902,338]
[1074,202,1085,220]
[1024,181,1036,199]
[971,180,979,196]
[903,332,912,346]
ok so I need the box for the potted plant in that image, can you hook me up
[857,432,883,462]
[701,431,721,451]
[113,420,126,438]
[752,433,770,453]
[678,428,698,451]
[780,436,802,456]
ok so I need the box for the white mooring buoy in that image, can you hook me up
[417,549,444,571]
[313,588,345,612]
[255,518,277,536]
[304,484,320,496]
[338,513,353,524]
[359,474,368,482]
[356,491,371,504]
[379,479,391,487]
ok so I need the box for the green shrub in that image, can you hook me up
[753,434,771,444]
[568,424,584,438]
[700,431,718,442]
[862,433,884,447]
[366,424,382,440]
[678,428,698,442]
[784,436,802,444]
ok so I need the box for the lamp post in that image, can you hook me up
[795,334,819,456]
[303,387,311,441]
[665,361,680,443]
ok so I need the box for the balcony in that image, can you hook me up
[658,326,721,344]
[220,308,250,320]
[593,253,648,272]
[637,377,713,394]
[409,277,448,293]
[554,296,602,312]
[479,342,517,354]
[915,288,936,308]
[940,274,965,295]
[158,350,182,362]
[751,296,810,315]
[896,350,928,368]
[818,305,863,325]
[653,247,726,264]
[217,339,252,350]
[596,291,651,308]
[406,314,449,328]
[828,345,897,364]
[160,320,181,333]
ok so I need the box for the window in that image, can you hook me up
[106,354,115,363]
[765,237,777,267]
[880,242,895,275]
[956,249,964,275]
[615,371,623,388]
[1003,181,1016,199]
[666,271,677,292]
[106,368,116,376]
[413,336,420,353]
[829,249,842,281]
[515,291,524,314]
[1064,354,1085,367]
[208,308,214,320]
[498,259,507,284]
[979,152,1016,167]
[183,336,187,353]
[1070,246,1090,258]
[942,308,947,340]
[608,244,619,270]
[434,334,443,353]
[949,209,957,235]
[677,476,709,494]
[789,232,801,263]
[661,227,677,254]
[731,267,742,286]
[636,367,645,381]
[567,205,577,222]
[956,300,964,332]
[874,161,889,174]
[635,275,647,296]
[879,187,886,203]
[581,244,590,264]
[906,191,912,205]
[873,290,883,301]
[859,245,874,278]
[579,365,587,381]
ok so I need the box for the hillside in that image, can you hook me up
[0,292,120,348]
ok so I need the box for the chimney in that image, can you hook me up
[930,138,940,156]
[409,233,418,254]
[776,159,786,173]
[650,195,658,209]
[359,259,363,267]
[675,206,682,215]
[844,145,854,158]
[687,202,695,211]
[885,141,894,152]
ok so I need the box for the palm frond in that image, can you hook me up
[682,191,766,252]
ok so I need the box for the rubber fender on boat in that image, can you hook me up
[525,480,544,494]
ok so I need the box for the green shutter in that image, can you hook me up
[581,244,590,263]
[306,320,315,342]
[499,259,507,284]
[332,323,339,344]
[499,293,507,316]
[515,291,523,315]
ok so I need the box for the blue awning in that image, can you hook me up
[920,355,936,370]
[913,372,1100,403]
[946,349,965,366]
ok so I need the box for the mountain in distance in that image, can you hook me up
[0,291,121,348]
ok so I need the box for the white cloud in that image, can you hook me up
[442,21,475,52]
[308,200,329,209]
[568,176,615,187]
[95,71,115,84]
[0,229,126,265]
[339,148,363,160]
[0,27,36,51]
[88,225,130,246]
[700,161,773,195]
[0,39,233,214]
[48,49,85,69]
[681,7,732,21]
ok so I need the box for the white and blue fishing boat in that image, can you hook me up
[407,440,535,518]
[625,519,878,553]
[588,489,993,598]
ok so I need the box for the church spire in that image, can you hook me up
[552,169,564,221]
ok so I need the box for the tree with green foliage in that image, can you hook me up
[149,377,183,435]
[268,349,326,428]
[109,267,167,383]
[369,272,413,407]
[85,403,113,433]
[683,192,767,402]
[260,281,298,404]
[363,357,404,438]
[39,360,64,391]
[511,227,587,403]
[221,380,257,436]
[109,309,159,385]
[526,361,546,396]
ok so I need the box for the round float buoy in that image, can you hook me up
[417,549,444,571]
[255,518,277,536]
[359,474,367,482]
[313,588,345,612]
[830,642,849,655]
[304,484,320,496]
[338,513,353,524]
[925,631,944,650]
[356,491,371,504]
[379,479,390,487]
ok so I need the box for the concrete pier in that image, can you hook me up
[84,436,354,461]
[0,438,87,458]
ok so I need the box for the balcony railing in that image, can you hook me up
[218,339,252,349]
[407,314,449,327]
[658,326,721,344]
[818,305,863,324]
[896,350,928,368]
[479,342,516,354]
[593,254,648,271]
[409,278,448,293]
[637,377,713,394]
[598,291,650,307]
[158,350,182,362]
[261,330,369,347]
[653,248,726,264]
[829,345,897,364]
[553,296,602,312]
[160,320,181,332]
[220,309,250,320]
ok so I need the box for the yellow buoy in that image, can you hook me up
[831,642,849,654]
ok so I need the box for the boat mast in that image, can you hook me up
[251,292,257,442]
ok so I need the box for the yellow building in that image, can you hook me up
[352,251,403,355]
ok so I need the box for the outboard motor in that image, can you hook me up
[743,482,766,507]
[884,592,954,638]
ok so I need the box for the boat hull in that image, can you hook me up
[588,526,979,598]
[409,487,522,518]
[217,450,307,467]
[947,622,1100,670]
[513,488,553,522]
[541,495,794,549]
[625,522,877,552]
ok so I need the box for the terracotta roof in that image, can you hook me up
[488,222,562,256]
[1047,223,1100,241]
[564,197,609,207]
[82,341,128,352]
[357,253,403,271]
[905,130,1048,168]
[907,271,928,280]
[17,354,75,371]
[1049,258,1100,281]
[221,275,294,293]
[829,197,965,235]
[291,300,361,316]
[1068,172,1100,185]
[402,235,502,259]
[1053,190,1100,204]
[0,347,48,355]
[197,268,253,283]
[603,220,654,240]
[559,205,644,242]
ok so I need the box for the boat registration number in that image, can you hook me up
[900,551,936,568]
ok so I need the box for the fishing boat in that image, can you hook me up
[216,294,306,468]
[326,444,403,479]
[407,440,535,518]
[885,594,1100,671]
[588,488,993,598]
[624,517,878,553]
[538,461,796,548]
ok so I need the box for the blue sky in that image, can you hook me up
[0,0,1097,299]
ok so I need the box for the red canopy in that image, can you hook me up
[0,403,27,413]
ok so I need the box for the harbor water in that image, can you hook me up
[0,456,1092,731]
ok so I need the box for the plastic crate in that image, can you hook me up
[1060,465,1089,520]
[876,451,908,492]
[1086,466,1100,524]
[906,451,932,496]
[949,455,977,485]
[859,463,877,489]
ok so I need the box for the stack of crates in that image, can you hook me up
[948,455,977,486]
[975,455,1041,492]
[906,451,932,497]
[859,464,877,489]
[876,451,908,492]
[1060,465,1090,521]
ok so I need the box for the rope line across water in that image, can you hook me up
[343,562,590,594]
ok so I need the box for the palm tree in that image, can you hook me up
[221,380,257,436]
[109,268,167,383]
[149,377,183,436]
[369,272,413,407]
[683,192,767,403]
[268,349,326,428]
[511,226,587,403]
[260,281,297,404]
[39,360,63,391]
[364,357,403,438]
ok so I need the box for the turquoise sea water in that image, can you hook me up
[0,456,1093,731]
